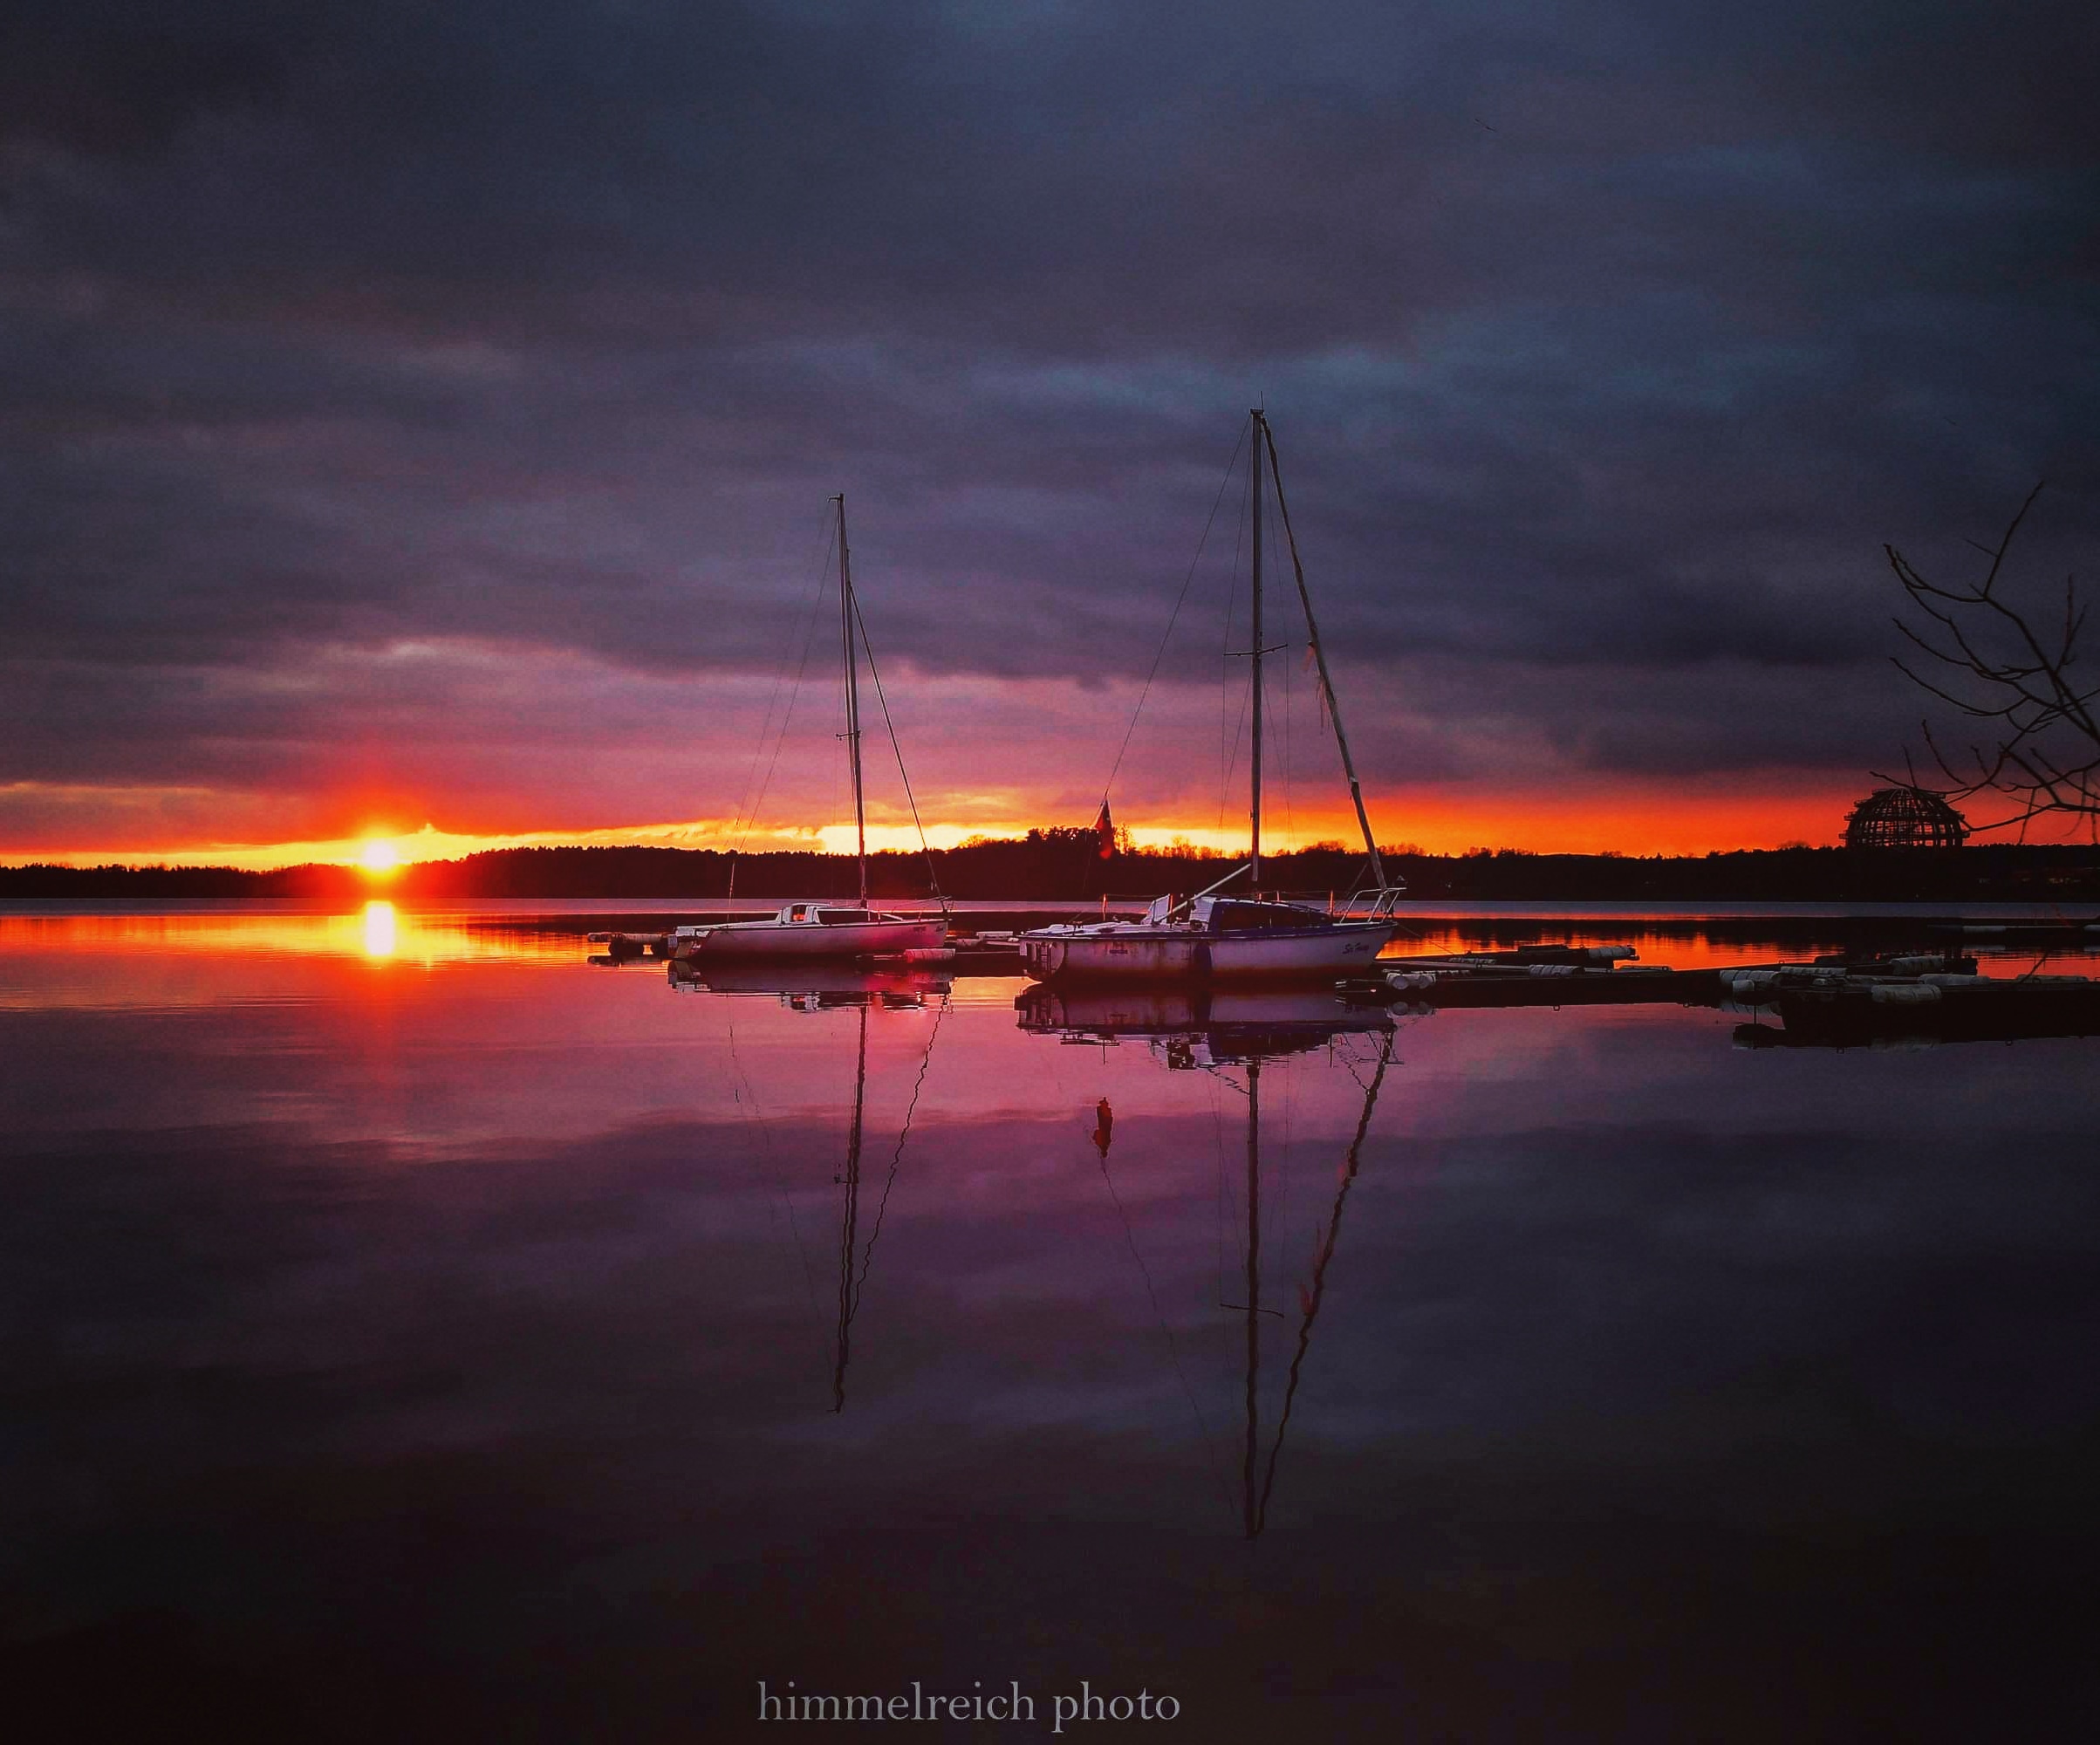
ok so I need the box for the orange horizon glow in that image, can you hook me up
[6,777,2077,872]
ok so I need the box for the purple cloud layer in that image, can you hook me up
[3,0,2096,846]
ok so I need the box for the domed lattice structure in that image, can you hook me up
[1843,786,1970,851]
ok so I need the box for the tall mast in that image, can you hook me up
[1249,410,1264,887]
[1261,421,1386,887]
[836,494,868,906]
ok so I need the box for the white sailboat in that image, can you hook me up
[672,495,947,963]
[1022,411,1406,983]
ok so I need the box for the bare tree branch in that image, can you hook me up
[1884,482,2099,831]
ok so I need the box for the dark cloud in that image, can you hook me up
[3,0,2097,839]
[0,9,297,160]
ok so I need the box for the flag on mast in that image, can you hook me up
[1093,802,1115,859]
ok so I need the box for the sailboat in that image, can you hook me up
[1020,412,1406,983]
[672,495,947,963]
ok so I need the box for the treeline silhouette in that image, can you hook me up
[4,828,2097,901]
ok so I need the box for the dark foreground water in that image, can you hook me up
[4,907,2099,1741]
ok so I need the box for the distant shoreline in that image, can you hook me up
[3,838,2096,905]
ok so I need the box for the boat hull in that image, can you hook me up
[676,919,946,961]
[1023,922,1393,983]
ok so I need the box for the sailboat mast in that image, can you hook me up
[1249,411,1264,888]
[836,494,868,906]
[1260,422,1385,888]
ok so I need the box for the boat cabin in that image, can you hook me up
[1139,895,1334,934]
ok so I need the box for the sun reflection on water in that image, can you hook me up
[361,900,398,960]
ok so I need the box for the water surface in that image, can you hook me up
[4,908,2098,1739]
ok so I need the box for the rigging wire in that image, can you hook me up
[850,996,948,1295]
[1250,1028,1396,1536]
[1278,499,1295,860]
[828,643,847,900]
[1098,421,1251,813]
[1217,448,1255,842]
[1262,424,1387,895]
[850,595,947,907]
[730,510,838,868]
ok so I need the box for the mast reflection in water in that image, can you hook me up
[678,961,951,1413]
[1017,983,1400,1538]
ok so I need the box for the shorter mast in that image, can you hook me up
[836,494,869,907]
[1260,421,1386,889]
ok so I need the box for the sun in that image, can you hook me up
[359,838,400,875]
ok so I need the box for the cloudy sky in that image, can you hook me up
[3,0,2095,863]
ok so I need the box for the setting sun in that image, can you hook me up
[359,838,400,874]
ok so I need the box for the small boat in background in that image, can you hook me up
[679,493,946,964]
[669,902,943,962]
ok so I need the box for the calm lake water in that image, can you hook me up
[4,905,2099,1740]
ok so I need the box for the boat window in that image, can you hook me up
[1211,901,1317,932]
[817,908,877,924]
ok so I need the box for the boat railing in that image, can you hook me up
[1249,886,1405,917]
[1336,885,1410,920]
[1243,884,1408,920]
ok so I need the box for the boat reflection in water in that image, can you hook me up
[1017,982,1401,1537]
[670,956,950,1413]
[668,957,950,1009]
[1015,983,1396,1065]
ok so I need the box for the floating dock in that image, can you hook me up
[1346,942,1724,1007]
[584,916,2100,1045]
[1344,942,2100,1046]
